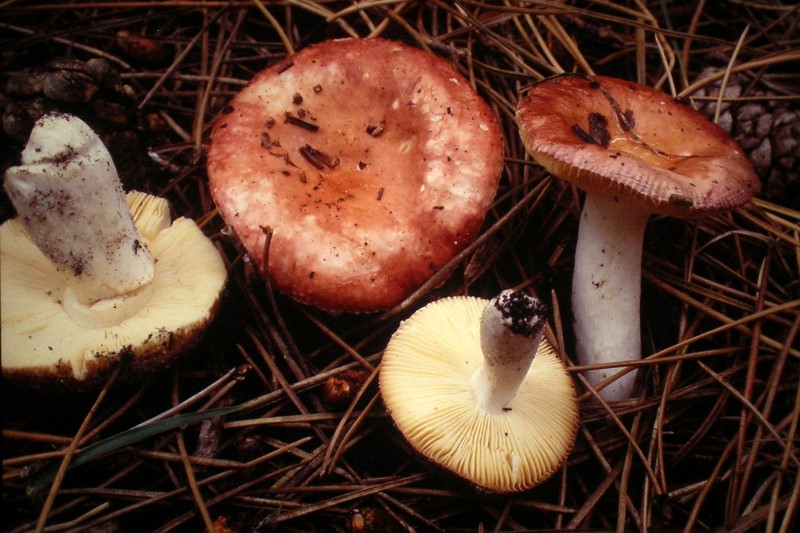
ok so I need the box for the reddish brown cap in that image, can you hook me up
[516,74,759,217]
[207,38,503,313]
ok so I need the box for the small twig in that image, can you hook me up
[171,372,215,532]
[698,361,798,468]
[0,21,132,68]
[321,366,381,474]
[34,367,121,533]
[252,0,295,54]
[262,473,426,525]
[139,6,229,108]
[713,25,750,124]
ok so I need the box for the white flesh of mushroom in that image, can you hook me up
[4,113,157,325]
[470,289,547,412]
[572,193,650,401]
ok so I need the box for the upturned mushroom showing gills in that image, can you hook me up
[1,113,227,388]
[516,74,760,401]
[379,290,579,493]
[207,37,504,313]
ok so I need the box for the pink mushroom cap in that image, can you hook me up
[207,38,504,312]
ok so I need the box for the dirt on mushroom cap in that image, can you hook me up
[207,38,504,313]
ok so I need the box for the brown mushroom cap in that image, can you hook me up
[207,38,503,313]
[379,295,579,493]
[516,74,759,217]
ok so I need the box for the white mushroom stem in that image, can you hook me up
[572,193,650,401]
[470,290,547,412]
[4,113,155,306]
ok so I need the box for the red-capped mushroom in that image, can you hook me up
[207,37,503,313]
[516,74,759,401]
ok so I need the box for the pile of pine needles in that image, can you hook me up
[2,1,798,532]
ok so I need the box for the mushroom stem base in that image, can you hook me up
[63,281,154,329]
[470,360,534,412]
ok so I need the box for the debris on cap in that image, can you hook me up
[516,74,760,217]
[207,38,504,313]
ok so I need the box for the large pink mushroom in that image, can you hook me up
[207,38,504,313]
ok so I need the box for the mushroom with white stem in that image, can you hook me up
[379,290,579,493]
[516,74,760,401]
[1,113,227,388]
